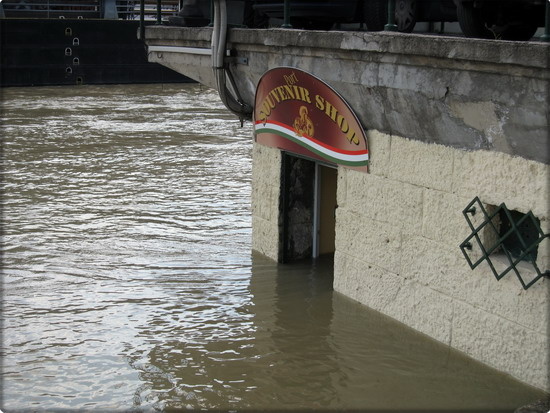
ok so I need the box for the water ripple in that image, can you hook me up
[1,84,545,412]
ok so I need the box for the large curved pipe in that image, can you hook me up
[211,0,252,123]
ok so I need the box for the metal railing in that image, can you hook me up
[0,0,179,20]
[134,0,179,21]
[278,0,398,31]
[1,0,101,18]
[119,0,179,20]
[137,0,550,43]
[140,0,400,30]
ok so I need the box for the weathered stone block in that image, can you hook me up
[452,149,549,219]
[366,129,391,177]
[336,209,403,274]
[421,188,479,246]
[252,143,281,185]
[336,166,348,206]
[334,251,454,345]
[334,251,404,314]
[388,136,454,191]
[386,280,454,345]
[251,184,279,221]
[251,143,281,261]
[251,216,279,262]
[344,170,424,234]
[401,235,549,334]
[451,300,550,392]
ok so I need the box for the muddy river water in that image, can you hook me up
[1,83,546,411]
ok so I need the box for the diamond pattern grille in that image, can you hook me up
[459,197,549,290]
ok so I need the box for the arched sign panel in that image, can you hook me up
[254,67,368,172]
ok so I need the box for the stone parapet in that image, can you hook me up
[146,27,550,163]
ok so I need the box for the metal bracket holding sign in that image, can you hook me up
[253,67,369,173]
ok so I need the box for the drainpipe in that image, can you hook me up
[211,0,253,124]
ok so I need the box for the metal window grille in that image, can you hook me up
[459,197,549,290]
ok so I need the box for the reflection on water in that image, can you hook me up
[1,84,545,411]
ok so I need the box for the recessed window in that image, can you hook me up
[460,197,548,290]
[498,209,540,262]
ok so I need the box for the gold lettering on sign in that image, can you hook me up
[257,84,312,123]
[315,94,359,145]
[284,72,298,86]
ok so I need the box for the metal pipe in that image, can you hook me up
[542,0,550,41]
[384,0,398,31]
[156,0,162,24]
[217,0,227,67]
[211,0,252,122]
[281,0,292,28]
[139,0,145,40]
[211,0,221,67]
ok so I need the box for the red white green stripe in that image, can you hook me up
[254,120,369,167]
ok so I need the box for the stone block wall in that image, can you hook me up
[251,143,281,262]
[334,130,550,391]
[147,23,550,393]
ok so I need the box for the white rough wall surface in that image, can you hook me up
[251,143,282,262]
[334,130,550,391]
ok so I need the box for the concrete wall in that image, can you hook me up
[251,130,550,392]
[333,130,549,392]
[146,27,550,165]
[145,25,550,392]
[251,143,281,262]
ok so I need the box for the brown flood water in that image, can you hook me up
[1,83,546,412]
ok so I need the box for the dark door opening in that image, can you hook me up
[281,154,337,263]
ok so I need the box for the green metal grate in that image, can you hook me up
[459,197,549,290]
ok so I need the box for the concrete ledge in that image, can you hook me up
[146,27,550,164]
[147,27,550,71]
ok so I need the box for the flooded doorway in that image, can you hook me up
[281,153,337,262]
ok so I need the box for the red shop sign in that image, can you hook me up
[254,67,368,172]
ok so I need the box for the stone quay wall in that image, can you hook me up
[251,128,549,391]
[333,130,549,392]
[144,26,550,391]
